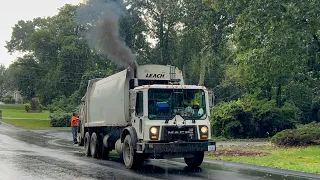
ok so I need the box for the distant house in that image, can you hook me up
[4,90,23,104]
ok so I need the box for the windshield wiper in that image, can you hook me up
[192,118,196,123]
[165,116,170,124]
[164,111,173,124]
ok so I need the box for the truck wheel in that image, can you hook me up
[184,151,204,167]
[90,132,98,158]
[84,132,91,156]
[123,135,143,169]
[99,133,109,160]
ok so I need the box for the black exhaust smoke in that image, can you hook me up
[76,0,137,69]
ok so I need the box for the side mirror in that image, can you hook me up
[208,90,214,108]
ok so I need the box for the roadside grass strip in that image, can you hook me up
[1,108,50,119]
[205,145,320,174]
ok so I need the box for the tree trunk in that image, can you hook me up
[182,63,187,84]
[164,24,170,65]
[159,13,164,64]
[266,84,272,101]
[276,83,282,107]
[198,55,207,86]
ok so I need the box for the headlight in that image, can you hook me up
[150,127,158,134]
[200,126,208,133]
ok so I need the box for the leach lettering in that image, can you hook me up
[145,73,165,78]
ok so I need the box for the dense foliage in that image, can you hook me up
[49,112,72,127]
[1,96,16,104]
[24,103,31,112]
[210,96,301,138]
[1,0,319,131]
[271,122,320,146]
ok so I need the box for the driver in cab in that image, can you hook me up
[183,99,205,117]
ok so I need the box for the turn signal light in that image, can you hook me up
[201,134,208,139]
[151,135,157,139]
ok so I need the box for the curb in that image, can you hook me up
[0,119,27,131]
[202,159,320,180]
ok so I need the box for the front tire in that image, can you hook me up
[122,135,143,169]
[184,151,204,167]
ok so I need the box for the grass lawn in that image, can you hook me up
[205,145,320,174]
[0,104,68,130]
[0,104,25,110]
[0,104,50,119]
[1,118,70,130]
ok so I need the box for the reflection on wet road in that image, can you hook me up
[0,123,319,180]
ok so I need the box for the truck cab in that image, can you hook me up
[127,84,216,163]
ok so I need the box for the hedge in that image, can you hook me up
[49,112,72,127]
[210,98,301,138]
[271,121,320,146]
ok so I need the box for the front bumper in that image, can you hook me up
[140,141,216,154]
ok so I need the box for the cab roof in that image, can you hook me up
[134,84,207,90]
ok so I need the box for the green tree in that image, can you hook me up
[8,55,41,101]
[6,2,149,106]
[0,64,6,98]
[214,0,320,122]
[6,4,105,105]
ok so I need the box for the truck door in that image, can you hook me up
[133,91,144,140]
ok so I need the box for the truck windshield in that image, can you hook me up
[148,88,207,120]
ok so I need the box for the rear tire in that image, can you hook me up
[184,151,204,167]
[84,132,91,156]
[90,133,98,158]
[123,135,143,169]
[99,133,109,160]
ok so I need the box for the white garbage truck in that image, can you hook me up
[77,64,216,169]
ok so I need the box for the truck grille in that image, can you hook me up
[163,126,196,142]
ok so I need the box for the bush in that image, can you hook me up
[210,97,300,138]
[30,98,42,112]
[2,97,10,104]
[48,96,76,113]
[211,100,253,138]
[24,103,31,112]
[271,122,320,146]
[39,104,45,112]
[49,112,72,127]
[2,97,15,104]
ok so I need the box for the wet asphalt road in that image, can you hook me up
[0,122,319,180]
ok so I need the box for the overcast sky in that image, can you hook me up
[0,0,81,68]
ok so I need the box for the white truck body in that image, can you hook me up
[85,69,130,127]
